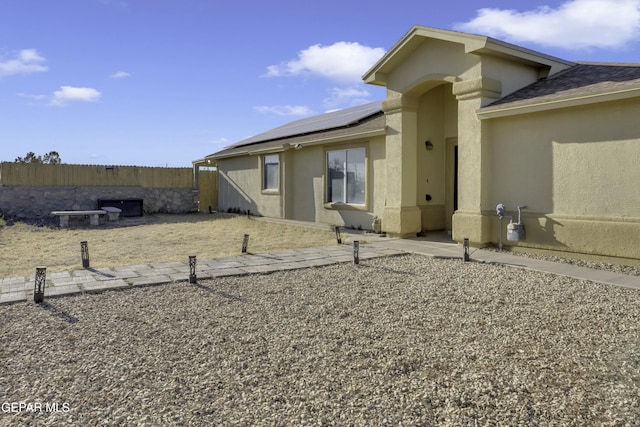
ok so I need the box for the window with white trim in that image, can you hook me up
[326,148,365,204]
[262,154,279,190]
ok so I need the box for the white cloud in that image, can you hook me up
[265,41,385,84]
[109,71,131,79]
[253,105,314,117]
[455,0,640,49]
[322,86,373,109]
[50,86,102,106]
[0,49,48,77]
[204,137,231,153]
[209,137,229,146]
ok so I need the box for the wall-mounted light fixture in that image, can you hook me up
[425,140,434,150]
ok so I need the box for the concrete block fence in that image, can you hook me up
[0,186,198,223]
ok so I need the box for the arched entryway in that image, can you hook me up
[413,82,459,233]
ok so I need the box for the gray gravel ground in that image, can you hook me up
[1,254,639,426]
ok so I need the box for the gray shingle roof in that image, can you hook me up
[484,62,640,110]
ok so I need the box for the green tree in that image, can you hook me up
[14,151,62,164]
[42,151,61,164]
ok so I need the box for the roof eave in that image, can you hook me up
[205,127,387,161]
[478,86,640,119]
[475,38,574,74]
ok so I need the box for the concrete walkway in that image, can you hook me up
[375,237,640,290]
[2,236,639,305]
[0,244,404,305]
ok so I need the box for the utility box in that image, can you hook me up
[507,222,525,241]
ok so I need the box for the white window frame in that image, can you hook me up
[262,154,280,192]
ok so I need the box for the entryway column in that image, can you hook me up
[451,77,501,245]
[381,91,421,238]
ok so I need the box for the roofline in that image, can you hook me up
[222,101,382,150]
[227,111,382,149]
[205,127,387,161]
[363,25,574,86]
[478,86,640,119]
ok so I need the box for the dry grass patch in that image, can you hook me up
[0,213,337,278]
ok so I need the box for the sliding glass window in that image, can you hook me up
[326,148,365,204]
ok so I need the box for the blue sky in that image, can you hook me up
[2,0,639,167]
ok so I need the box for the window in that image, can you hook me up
[262,154,279,190]
[326,148,365,204]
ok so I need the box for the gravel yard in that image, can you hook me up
[1,254,639,426]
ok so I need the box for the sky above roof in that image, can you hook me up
[2,0,639,167]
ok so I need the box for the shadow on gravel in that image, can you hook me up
[39,302,79,324]
[191,282,244,301]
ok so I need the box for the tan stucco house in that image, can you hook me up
[196,26,640,261]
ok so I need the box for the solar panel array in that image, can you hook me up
[226,101,382,149]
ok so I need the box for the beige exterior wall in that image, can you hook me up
[388,39,478,93]
[487,98,640,259]
[217,135,386,231]
[217,155,282,217]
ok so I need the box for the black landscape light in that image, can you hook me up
[241,234,249,254]
[34,267,46,303]
[463,238,470,262]
[189,255,197,284]
[353,240,360,265]
[334,226,342,244]
[81,241,90,269]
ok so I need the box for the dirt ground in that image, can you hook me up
[0,213,337,278]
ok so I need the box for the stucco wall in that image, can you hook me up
[217,155,282,217]
[0,186,198,223]
[487,98,640,259]
[216,135,386,231]
[388,39,479,93]
[285,146,320,222]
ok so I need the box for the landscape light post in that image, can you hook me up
[81,241,90,269]
[463,238,470,262]
[242,234,249,254]
[334,226,342,244]
[34,267,46,303]
[353,241,360,265]
[189,255,197,284]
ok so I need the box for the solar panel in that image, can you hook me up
[227,101,382,149]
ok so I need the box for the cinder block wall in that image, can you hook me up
[0,186,198,223]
